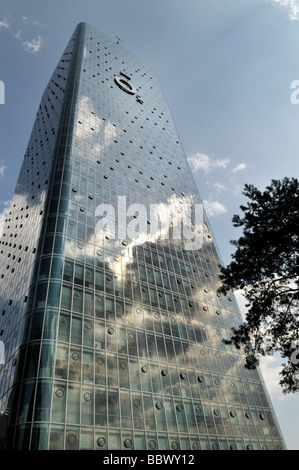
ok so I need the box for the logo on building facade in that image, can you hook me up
[114,72,143,104]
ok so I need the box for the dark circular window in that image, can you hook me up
[124,439,133,449]
[67,434,77,446]
[149,440,156,450]
[55,388,64,398]
[97,437,106,448]
[84,392,92,402]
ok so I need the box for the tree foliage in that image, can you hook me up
[219,177,299,393]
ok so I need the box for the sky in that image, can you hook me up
[0,0,298,450]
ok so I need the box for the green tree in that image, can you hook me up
[219,177,299,393]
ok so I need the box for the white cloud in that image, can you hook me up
[232,162,247,173]
[0,201,10,238]
[233,288,248,320]
[188,152,230,174]
[0,164,7,178]
[204,199,227,217]
[23,35,43,54]
[259,355,286,400]
[0,18,10,30]
[22,16,42,27]
[232,183,243,194]
[213,182,227,193]
[271,0,299,20]
[14,30,22,40]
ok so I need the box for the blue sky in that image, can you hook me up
[0,0,298,449]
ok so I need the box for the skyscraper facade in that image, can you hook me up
[0,23,286,450]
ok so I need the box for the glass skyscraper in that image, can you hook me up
[0,22,286,450]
